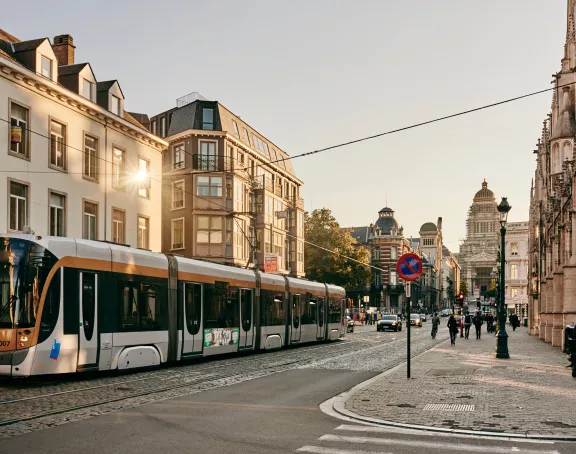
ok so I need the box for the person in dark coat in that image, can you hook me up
[447,314,458,345]
[473,311,484,339]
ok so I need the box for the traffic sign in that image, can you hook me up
[396,253,423,281]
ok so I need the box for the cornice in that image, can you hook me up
[0,56,167,151]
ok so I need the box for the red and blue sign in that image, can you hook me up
[396,253,423,282]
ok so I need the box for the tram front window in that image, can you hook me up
[0,237,55,330]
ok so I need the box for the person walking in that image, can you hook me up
[463,311,472,339]
[473,311,484,339]
[431,312,440,338]
[447,314,458,345]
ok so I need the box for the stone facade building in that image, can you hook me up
[149,93,305,276]
[418,220,443,309]
[528,0,576,348]
[0,29,165,249]
[505,222,529,319]
[458,181,500,299]
[350,207,412,312]
[442,245,461,306]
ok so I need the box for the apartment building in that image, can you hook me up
[149,93,305,276]
[0,30,166,249]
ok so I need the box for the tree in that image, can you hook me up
[304,208,371,289]
[446,276,454,301]
[459,280,468,297]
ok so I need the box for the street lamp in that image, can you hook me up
[496,197,511,359]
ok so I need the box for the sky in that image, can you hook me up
[3,0,567,252]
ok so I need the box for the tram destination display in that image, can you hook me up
[203,328,240,348]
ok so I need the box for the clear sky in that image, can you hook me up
[3,0,567,252]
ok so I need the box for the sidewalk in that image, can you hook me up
[343,325,576,438]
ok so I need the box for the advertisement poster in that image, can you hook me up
[264,253,279,273]
[204,328,239,348]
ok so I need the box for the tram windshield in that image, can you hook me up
[0,237,56,329]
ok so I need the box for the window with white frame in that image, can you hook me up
[9,181,28,231]
[265,197,274,224]
[173,143,185,169]
[49,192,65,237]
[84,135,98,180]
[112,147,125,189]
[10,102,29,158]
[391,246,397,260]
[112,209,125,244]
[40,56,52,79]
[235,219,245,259]
[110,94,120,115]
[243,127,251,145]
[297,212,304,238]
[137,216,149,249]
[83,201,97,240]
[373,248,380,260]
[137,158,150,198]
[297,241,304,269]
[202,108,214,130]
[510,264,518,280]
[50,120,66,169]
[197,216,222,243]
[172,180,184,209]
[273,232,283,258]
[390,271,398,285]
[264,229,271,253]
[199,142,217,170]
[82,78,94,101]
[235,180,244,211]
[197,176,222,197]
[232,120,240,137]
[171,218,184,249]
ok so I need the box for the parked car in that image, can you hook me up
[377,315,403,332]
[410,314,423,327]
[420,313,427,322]
[346,316,354,333]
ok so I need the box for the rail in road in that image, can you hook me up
[0,325,447,438]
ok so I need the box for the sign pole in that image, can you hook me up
[406,283,411,379]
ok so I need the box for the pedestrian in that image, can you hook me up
[447,314,458,345]
[473,311,484,339]
[463,311,472,339]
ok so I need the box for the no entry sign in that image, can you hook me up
[396,253,423,281]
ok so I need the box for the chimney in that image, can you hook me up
[52,35,75,66]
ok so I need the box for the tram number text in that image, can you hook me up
[0,341,10,347]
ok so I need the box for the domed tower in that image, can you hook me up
[459,180,499,300]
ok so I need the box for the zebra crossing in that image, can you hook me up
[295,424,563,454]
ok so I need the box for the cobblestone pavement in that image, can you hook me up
[346,325,576,437]
[0,323,446,439]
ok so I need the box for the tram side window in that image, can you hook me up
[38,269,61,344]
[203,284,239,329]
[328,297,341,323]
[185,283,202,335]
[118,282,167,331]
[241,289,252,332]
[81,273,96,341]
[302,295,317,325]
[261,290,285,326]
[318,297,325,327]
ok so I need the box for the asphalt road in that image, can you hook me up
[0,325,574,453]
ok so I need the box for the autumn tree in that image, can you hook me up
[304,208,371,289]
[459,280,468,297]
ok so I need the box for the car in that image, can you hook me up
[420,313,427,322]
[377,315,403,332]
[346,316,354,333]
[410,314,423,327]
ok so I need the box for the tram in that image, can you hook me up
[0,234,347,377]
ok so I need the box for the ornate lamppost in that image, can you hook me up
[496,197,511,359]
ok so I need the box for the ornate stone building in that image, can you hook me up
[458,181,500,299]
[528,0,576,348]
[505,222,529,319]
[417,220,443,311]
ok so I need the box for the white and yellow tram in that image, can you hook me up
[0,234,347,377]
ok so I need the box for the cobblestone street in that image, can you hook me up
[345,325,576,438]
[0,323,447,439]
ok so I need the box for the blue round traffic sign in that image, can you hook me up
[396,253,423,281]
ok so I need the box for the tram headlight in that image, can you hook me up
[19,336,28,342]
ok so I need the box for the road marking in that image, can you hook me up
[318,435,560,454]
[334,425,556,444]
[297,446,393,454]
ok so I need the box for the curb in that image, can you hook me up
[325,337,576,442]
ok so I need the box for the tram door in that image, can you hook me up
[78,272,99,369]
[316,297,325,340]
[291,294,302,342]
[239,289,254,348]
[182,283,203,356]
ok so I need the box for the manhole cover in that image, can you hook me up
[424,404,475,412]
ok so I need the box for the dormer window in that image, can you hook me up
[202,108,214,130]
[41,56,52,79]
[110,95,120,115]
[82,78,94,101]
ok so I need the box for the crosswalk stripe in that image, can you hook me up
[317,434,560,454]
[297,446,393,454]
[334,425,556,445]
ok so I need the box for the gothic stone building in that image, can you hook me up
[528,0,576,348]
[458,181,500,299]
